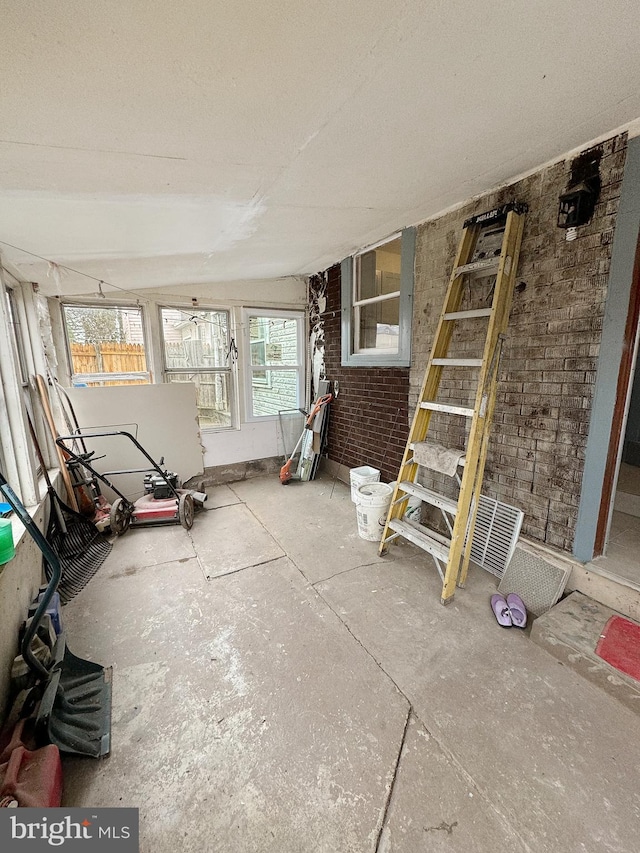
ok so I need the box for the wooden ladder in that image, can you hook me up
[379,203,527,604]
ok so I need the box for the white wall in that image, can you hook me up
[52,276,308,470]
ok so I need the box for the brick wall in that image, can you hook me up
[411,133,627,552]
[314,265,410,482]
[312,133,626,553]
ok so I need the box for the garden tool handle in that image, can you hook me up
[305,394,333,428]
[0,473,61,679]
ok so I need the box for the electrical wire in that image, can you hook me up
[0,238,302,337]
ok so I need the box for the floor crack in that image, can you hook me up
[311,576,535,853]
[312,559,389,586]
[202,554,285,582]
[312,583,410,700]
[374,707,411,853]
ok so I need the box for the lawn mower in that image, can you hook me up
[55,429,207,535]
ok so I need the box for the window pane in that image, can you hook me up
[167,373,232,429]
[77,378,148,387]
[249,316,299,366]
[6,290,28,384]
[356,236,401,302]
[357,298,400,351]
[161,308,229,369]
[63,305,148,385]
[251,369,299,416]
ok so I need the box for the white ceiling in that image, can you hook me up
[1,1,640,296]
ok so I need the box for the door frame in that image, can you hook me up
[574,135,640,562]
[594,235,640,555]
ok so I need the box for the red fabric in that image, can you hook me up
[595,615,640,682]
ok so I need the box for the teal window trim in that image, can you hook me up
[574,136,640,561]
[341,227,415,367]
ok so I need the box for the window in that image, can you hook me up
[243,310,305,419]
[249,319,269,386]
[160,307,234,430]
[62,304,150,386]
[341,227,415,367]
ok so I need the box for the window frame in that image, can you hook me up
[6,287,29,387]
[0,276,42,505]
[62,301,151,386]
[159,305,237,432]
[249,319,270,387]
[341,226,415,367]
[242,308,306,422]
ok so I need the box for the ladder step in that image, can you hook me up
[398,481,459,515]
[443,308,492,321]
[432,358,483,367]
[420,401,474,418]
[388,518,450,562]
[454,257,500,277]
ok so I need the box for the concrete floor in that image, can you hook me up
[592,509,640,588]
[62,476,640,852]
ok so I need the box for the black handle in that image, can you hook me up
[0,472,60,679]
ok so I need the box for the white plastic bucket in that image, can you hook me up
[350,465,380,503]
[355,482,393,541]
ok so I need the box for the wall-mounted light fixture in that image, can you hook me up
[557,147,602,239]
[557,181,599,229]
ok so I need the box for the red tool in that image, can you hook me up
[0,745,63,807]
[279,394,332,484]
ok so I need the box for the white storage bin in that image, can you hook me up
[350,466,380,503]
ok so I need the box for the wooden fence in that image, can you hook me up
[70,342,148,385]
[69,343,231,426]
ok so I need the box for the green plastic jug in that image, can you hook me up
[0,517,15,564]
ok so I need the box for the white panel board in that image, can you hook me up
[66,384,203,500]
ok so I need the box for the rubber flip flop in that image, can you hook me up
[490,594,512,627]
[506,593,527,628]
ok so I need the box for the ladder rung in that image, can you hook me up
[420,401,474,418]
[454,257,500,277]
[403,516,451,545]
[398,481,458,515]
[388,519,450,562]
[444,308,492,321]
[432,358,482,367]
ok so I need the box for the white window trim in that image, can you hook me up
[0,271,42,505]
[159,304,238,433]
[341,226,415,367]
[242,308,306,422]
[249,325,270,387]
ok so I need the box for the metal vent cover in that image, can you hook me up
[498,545,571,617]
[468,495,523,579]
